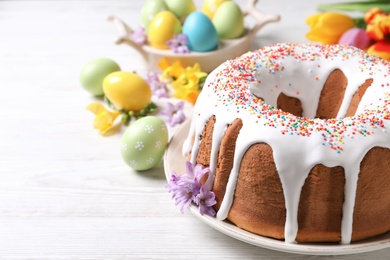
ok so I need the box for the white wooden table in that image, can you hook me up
[1,0,389,258]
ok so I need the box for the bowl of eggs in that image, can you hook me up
[109,0,280,72]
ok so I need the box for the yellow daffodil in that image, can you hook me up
[306,12,355,44]
[157,58,171,71]
[171,76,199,103]
[185,63,208,83]
[172,63,207,104]
[86,102,121,135]
[159,59,185,81]
[159,60,208,104]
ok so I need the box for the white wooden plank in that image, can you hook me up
[1,0,390,258]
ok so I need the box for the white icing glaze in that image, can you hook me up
[182,43,390,244]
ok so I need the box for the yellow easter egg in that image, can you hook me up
[103,72,151,112]
[202,0,231,19]
[148,11,182,49]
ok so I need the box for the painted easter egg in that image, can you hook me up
[166,0,196,20]
[202,0,231,19]
[102,71,151,112]
[80,58,120,96]
[182,12,218,52]
[212,1,244,39]
[148,11,182,49]
[121,116,168,171]
[141,0,168,30]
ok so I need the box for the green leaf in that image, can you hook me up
[317,1,390,13]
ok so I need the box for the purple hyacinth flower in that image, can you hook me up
[146,71,168,98]
[166,171,201,213]
[131,27,147,45]
[166,34,190,54]
[161,101,186,127]
[166,161,216,215]
[194,186,217,217]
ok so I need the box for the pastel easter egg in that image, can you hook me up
[166,0,196,20]
[121,116,168,171]
[141,0,168,30]
[182,12,218,52]
[202,0,231,19]
[103,71,151,112]
[148,11,182,49]
[80,58,120,96]
[212,1,244,39]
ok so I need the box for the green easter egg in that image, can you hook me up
[121,116,168,171]
[80,58,120,96]
[212,1,244,39]
[141,0,169,30]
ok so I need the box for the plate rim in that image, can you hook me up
[163,119,390,255]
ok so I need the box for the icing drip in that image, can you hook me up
[341,165,361,244]
[205,120,226,190]
[183,43,390,243]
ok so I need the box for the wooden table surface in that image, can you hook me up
[1,0,389,258]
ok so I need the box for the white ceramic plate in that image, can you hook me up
[164,119,390,255]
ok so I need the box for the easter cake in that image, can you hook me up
[182,43,390,243]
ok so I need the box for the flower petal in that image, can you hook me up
[157,58,171,71]
[364,7,384,24]
[338,28,374,50]
[170,61,185,79]
[185,161,194,178]
[87,103,121,135]
[86,102,107,115]
[367,40,390,61]
[306,12,355,44]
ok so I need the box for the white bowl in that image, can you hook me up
[108,0,280,72]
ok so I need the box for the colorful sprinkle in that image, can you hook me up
[210,43,389,153]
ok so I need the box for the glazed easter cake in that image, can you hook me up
[182,43,390,244]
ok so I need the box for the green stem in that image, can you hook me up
[354,17,367,28]
[318,1,390,13]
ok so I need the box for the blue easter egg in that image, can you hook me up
[182,12,218,52]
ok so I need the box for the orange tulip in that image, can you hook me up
[366,12,390,41]
[364,7,385,24]
[367,40,390,61]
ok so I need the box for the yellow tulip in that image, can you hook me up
[306,12,355,44]
[87,102,121,135]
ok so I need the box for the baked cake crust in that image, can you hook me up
[184,43,390,243]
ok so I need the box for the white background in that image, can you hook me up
[1,0,389,258]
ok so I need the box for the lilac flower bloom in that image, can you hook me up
[166,34,190,54]
[166,161,216,216]
[166,171,201,213]
[171,182,197,213]
[146,70,159,84]
[154,88,168,98]
[146,71,168,98]
[194,186,217,217]
[161,101,186,127]
[166,171,180,188]
[131,27,147,45]
[185,160,209,183]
